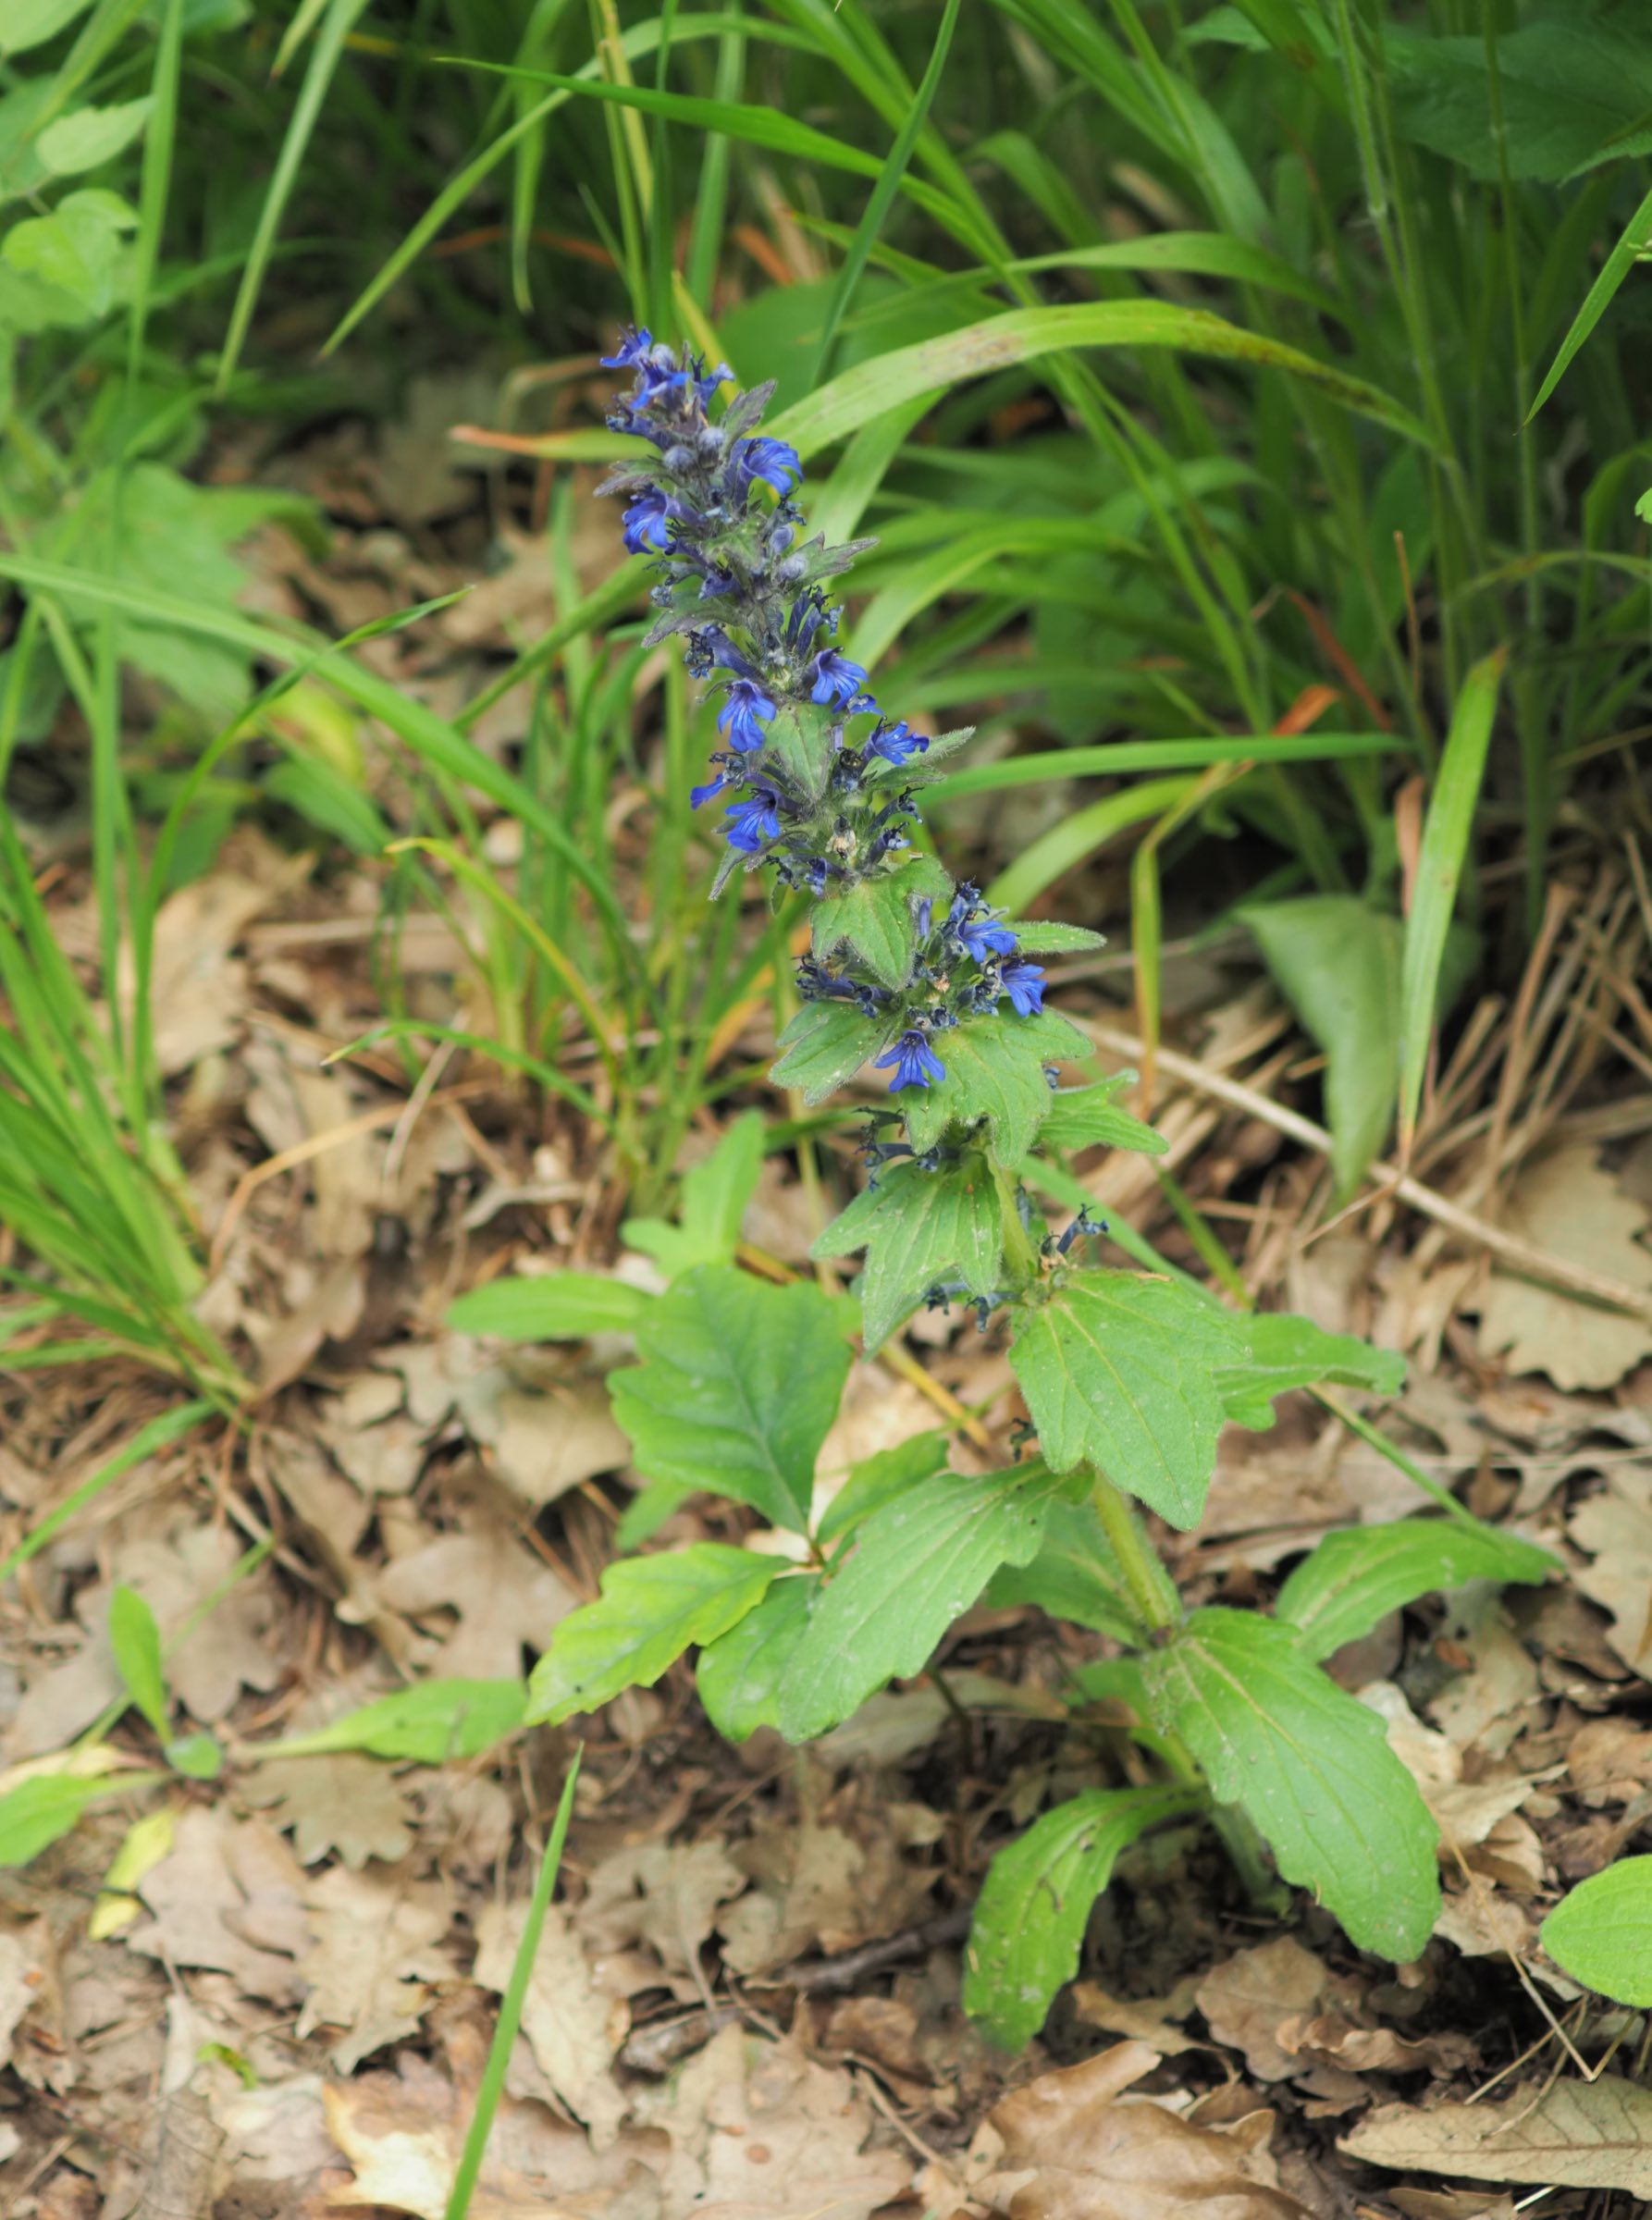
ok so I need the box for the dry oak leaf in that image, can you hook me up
[972,2040,1313,2220]
[128,1807,310,2003]
[297,1862,451,2074]
[1569,1466,1652,1682]
[243,1753,415,1868]
[579,1838,746,1976]
[1342,2074,1652,2197]
[1476,1147,1652,1391]
[473,1899,628,2152]
[1196,1939,1330,2082]
[372,1523,574,1679]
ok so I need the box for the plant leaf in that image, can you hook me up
[527,1545,779,1726]
[0,1775,103,1867]
[108,1585,168,1740]
[1142,1608,1440,1959]
[610,1264,850,1533]
[1007,921,1107,954]
[900,1010,1088,1164]
[963,1784,1201,2047]
[1008,1271,1247,1527]
[982,1500,1141,1641]
[1529,180,1652,419]
[811,856,952,991]
[777,1465,1066,1741]
[1215,1312,1405,1429]
[1041,1082,1168,1156]
[1244,894,1401,1201]
[817,1430,949,1546]
[770,1001,886,1104]
[622,1109,766,1278]
[697,1574,817,1743]
[448,1273,650,1340]
[1277,1518,1557,1663]
[253,1679,527,1764]
[812,1156,1004,1350]
[1541,1859,1652,2006]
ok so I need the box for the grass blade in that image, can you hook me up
[1398,648,1506,1152]
[0,1401,212,1584]
[1526,179,1652,422]
[444,1752,582,2220]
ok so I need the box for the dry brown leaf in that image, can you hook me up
[127,870,272,1077]
[0,1923,47,2072]
[636,2022,912,2219]
[244,1754,414,1868]
[473,1899,628,2150]
[972,2041,1313,2220]
[1362,1681,1541,1850]
[1072,1977,1204,2055]
[372,1521,573,1678]
[1568,1715,1652,1800]
[580,1839,746,1976]
[1476,1147,1652,1389]
[1391,2193,1518,2220]
[129,1807,309,2004]
[1569,1467,1652,1681]
[1342,2075,1652,2195]
[1196,1940,1328,2081]
[296,1862,451,2073]
[464,1378,631,1509]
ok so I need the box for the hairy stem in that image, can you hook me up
[1089,1472,1180,1634]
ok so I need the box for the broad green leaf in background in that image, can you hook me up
[777,1464,1066,1741]
[108,1585,167,1739]
[1387,19,1652,185]
[448,1272,650,1340]
[1276,1518,1556,1663]
[697,1573,816,1743]
[4,189,135,316]
[610,1264,850,1533]
[900,1010,1088,1164]
[982,1499,1140,1642]
[0,1775,104,1867]
[1541,1859,1652,2005]
[963,1784,1202,2047]
[253,1679,528,1764]
[1041,1078,1168,1157]
[770,1001,885,1103]
[1007,922,1107,955]
[1215,1312,1406,1429]
[1399,650,1505,1150]
[622,1109,766,1278]
[1,0,95,57]
[813,1157,1003,1350]
[815,1430,949,1546]
[1008,1271,1247,1526]
[1143,1609,1441,1959]
[1244,894,1401,1201]
[38,98,155,175]
[811,856,951,990]
[527,1544,779,1725]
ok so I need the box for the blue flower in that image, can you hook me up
[622,487,674,553]
[718,679,776,753]
[810,648,869,707]
[1002,959,1046,1017]
[733,436,803,497]
[690,771,731,809]
[600,327,657,371]
[725,791,782,852]
[875,1030,945,1091]
[956,906,1017,963]
[869,720,928,767]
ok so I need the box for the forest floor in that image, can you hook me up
[5,382,1652,2220]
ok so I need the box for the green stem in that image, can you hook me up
[992,1162,1041,1291]
[1089,1472,1180,1634]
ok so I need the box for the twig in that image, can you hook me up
[1080,1019,1652,1324]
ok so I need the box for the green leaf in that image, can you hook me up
[255,1679,526,1764]
[610,1264,850,1534]
[901,1011,1088,1165]
[812,1156,1003,1350]
[0,0,94,57]
[108,1585,167,1739]
[1388,20,1652,185]
[622,1110,765,1278]
[777,1465,1065,1742]
[1008,1272,1247,1527]
[263,756,389,855]
[1216,1312,1405,1430]
[767,302,1440,460]
[1530,178,1652,420]
[1005,921,1107,955]
[38,99,155,176]
[817,1430,949,1547]
[963,1784,1201,2047]
[1399,651,1505,1150]
[1142,1609,1440,1959]
[0,1775,101,1866]
[1244,895,1401,1202]
[4,191,136,316]
[449,1271,649,1340]
[697,1573,817,1743]
[1542,1860,1652,2006]
[527,1545,779,1726]
[1276,1518,1556,1664]
[812,856,951,990]
[166,1733,224,1781]
[1041,1081,1167,1157]
[982,1500,1140,1642]
[770,1001,885,1104]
